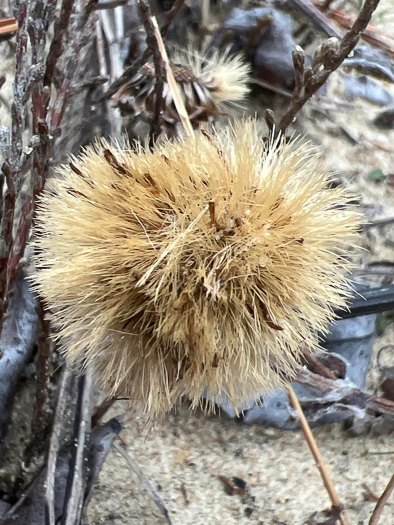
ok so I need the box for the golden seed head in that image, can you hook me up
[114,47,250,125]
[32,120,360,417]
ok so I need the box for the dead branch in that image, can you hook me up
[101,0,185,101]
[0,17,17,36]
[313,0,394,58]
[44,0,75,87]
[302,349,337,380]
[278,0,381,133]
[0,0,98,337]
[160,0,185,39]
[138,0,165,146]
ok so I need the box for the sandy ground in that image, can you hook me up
[86,389,394,525]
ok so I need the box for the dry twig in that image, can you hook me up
[0,0,99,336]
[277,0,381,133]
[160,0,185,38]
[288,386,349,525]
[138,1,165,146]
[102,0,185,101]
[313,0,394,58]
[368,474,394,525]
[0,17,17,36]
[290,0,343,38]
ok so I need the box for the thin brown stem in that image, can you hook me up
[368,474,394,525]
[160,0,185,38]
[138,0,165,147]
[288,385,349,525]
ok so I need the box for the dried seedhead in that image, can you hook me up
[32,120,360,417]
[113,47,250,129]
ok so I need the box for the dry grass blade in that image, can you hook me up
[113,440,173,524]
[368,473,394,525]
[150,15,193,137]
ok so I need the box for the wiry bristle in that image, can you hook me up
[32,120,360,417]
[169,47,250,107]
[113,47,250,127]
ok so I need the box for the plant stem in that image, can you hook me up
[288,385,349,525]
[368,473,394,525]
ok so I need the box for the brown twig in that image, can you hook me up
[313,0,394,58]
[0,163,15,333]
[138,0,165,147]
[368,474,394,525]
[278,0,381,133]
[26,298,54,465]
[160,0,185,38]
[0,0,29,335]
[91,395,130,426]
[288,385,349,525]
[101,0,184,104]
[44,0,75,87]
[302,349,337,380]
[50,0,100,132]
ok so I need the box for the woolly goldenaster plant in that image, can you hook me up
[32,121,359,417]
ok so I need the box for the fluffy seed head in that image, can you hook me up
[32,121,359,417]
[113,47,250,126]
